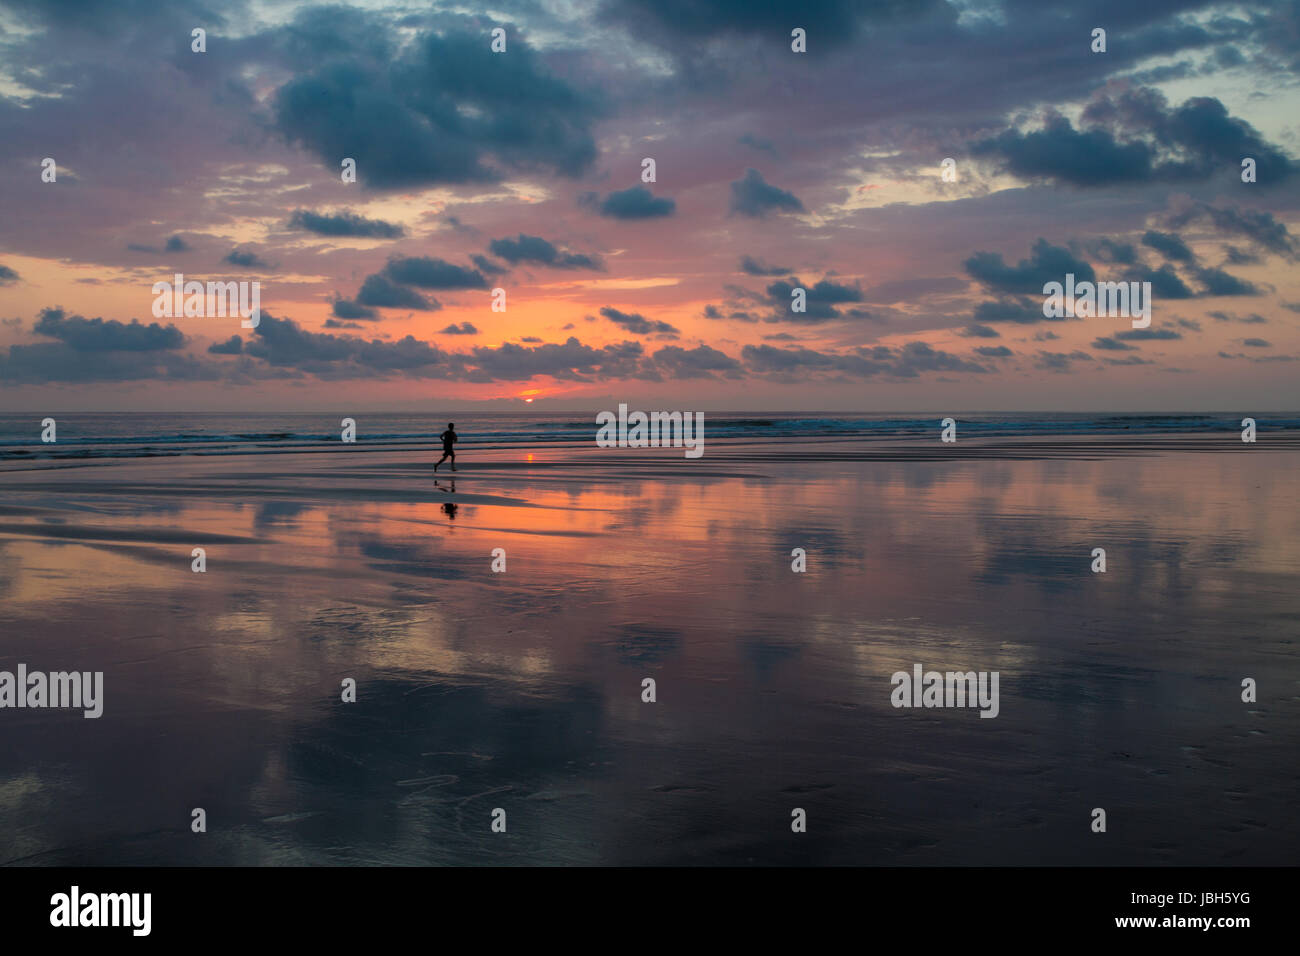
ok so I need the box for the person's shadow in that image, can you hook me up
[435,479,458,520]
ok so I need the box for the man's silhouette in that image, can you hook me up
[434,422,458,472]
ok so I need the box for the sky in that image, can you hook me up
[0,0,1297,412]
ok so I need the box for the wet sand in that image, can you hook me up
[0,434,1297,865]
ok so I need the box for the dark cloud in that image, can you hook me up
[488,234,603,270]
[1242,338,1271,348]
[729,169,803,218]
[1221,245,1261,266]
[975,90,1296,187]
[440,322,478,335]
[288,209,405,238]
[1086,238,1139,265]
[599,0,935,51]
[208,335,243,355]
[1141,230,1195,262]
[274,23,600,188]
[975,345,1013,357]
[1195,266,1260,296]
[1116,327,1182,341]
[466,337,647,383]
[739,254,791,276]
[223,248,270,268]
[1125,263,1195,299]
[764,277,862,323]
[243,313,449,375]
[972,297,1061,326]
[651,344,743,379]
[0,309,213,383]
[965,239,1095,294]
[1163,202,1299,259]
[331,298,378,320]
[32,307,184,351]
[742,340,985,379]
[356,275,437,310]
[470,254,508,276]
[128,236,192,256]
[1091,337,1137,351]
[1035,350,1094,372]
[382,256,487,290]
[0,265,18,285]
[581,186,676,219]
[960,323,1001,338]
[599,306,679,338]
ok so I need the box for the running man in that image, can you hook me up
[434,422,458,472]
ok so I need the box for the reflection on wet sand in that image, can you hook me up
[0,437,1296,864]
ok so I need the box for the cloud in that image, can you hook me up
[1085,238,1138,265]
[32,307,184,351]
[223,248,270,268]
[1222,245,1261,266]
[356,274,437,310]
[971,297,1061,325]
[382,256,488,290]
[581,186,676,219]
[742,340,985,379]
[974,90,1296,187]
[1116,327,1182,341]
[1125,264,1195,299]
[598,0,927,51]
[960,323,1001,338]
[274,22,600,188]
[1141,230,1195,262]
[488,234,603,270]
[331,298,378,320]
[1092,337,1137,351]
[599,306,679,337]
[466,337,647,383]
[0,308,213,383]
[208,335,243,355]
[651,344,743,379]
[0,264,18,285]
[729,168,803,217]
[975,345,1013,357]
[764,277,862,323]
[1163,202,1298,259]
[128,235,192,255]
[288,209,405,238]
[470,254,508,276]
[1035,350,1094,372]
[1195,266,1260,296]
[243,313,449,375]
[440,322,478,335]
[1242,337,1271,348]
[965,239,1095,294]
[739,254,791,276]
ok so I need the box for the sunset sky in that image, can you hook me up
[0,0,1297,412]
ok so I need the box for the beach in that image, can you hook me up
[0,421,1297,865]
